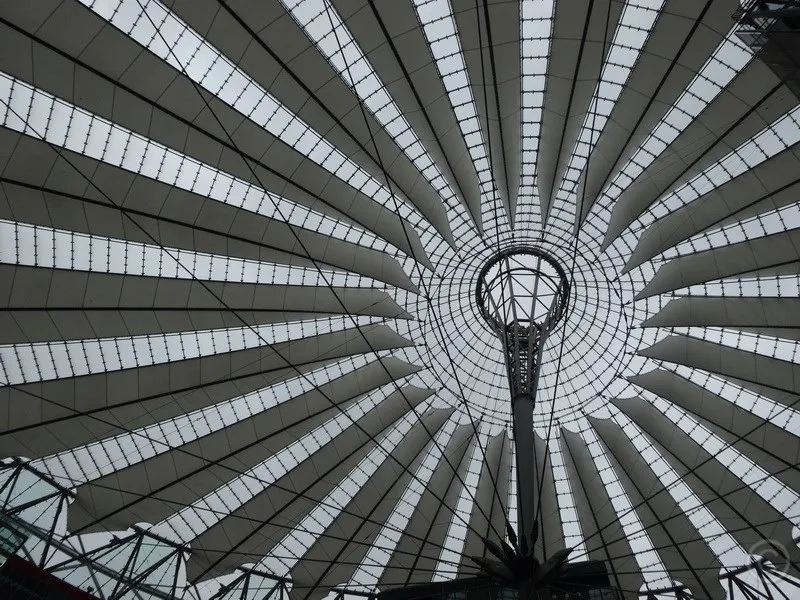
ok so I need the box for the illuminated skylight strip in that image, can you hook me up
[516,0,555,229]
[548,0,663,224]
[507,458,518,537]
[280,0,470,229]
[0,221,378,289]
[593,29,753,216]
[673,328,799,364]
[681,274,800,299]
[412,0,508,235]
[0,73,389,254]
[614,410,747,568]
[78,0,422,225]
[153,381,413,541]
[432,425,487,581]
[345,416,458,590]
[0,314,380,385]
[34,353,381,485]
[549,438,588,557]
[663,210,800,270]
[650,396,800,530]
[670,365,800,432]
[582,428,672,589]
[646,106,800,235]
[260,406,423,578]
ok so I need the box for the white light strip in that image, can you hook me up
[667,205,800,264]
[507,456,518,538]
[516,0,555,228]
[548,0,663,225]
[650,396,800,531]
[432,425,487,581]
[0,72,384,253]
[412,0,508,235]
[78,0,422,225]
[647,106,800,235]
[614,409,748,568]
[593,27,753,220]
[345,416,458,590]
[671,364,800,432]
[280,0,470,230]
[34,353,381,485]
[673,328,799,364]
[0,220,377,287]
[549,437,588,556]
[582,428,672,589]
[0,313,378,385]
[681,274,800,299]
[153,381,411,541]
[260,406,423,578]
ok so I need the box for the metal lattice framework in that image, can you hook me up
[0,1,799,599]
[475,246,570,575]
[476,247,570,398]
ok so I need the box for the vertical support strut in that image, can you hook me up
[512,392,536,554]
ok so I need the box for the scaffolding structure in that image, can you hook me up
[735,0,800,97]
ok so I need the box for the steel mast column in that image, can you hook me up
[506,315,549,553]
[512,390,537,552]
[476,248,569,557]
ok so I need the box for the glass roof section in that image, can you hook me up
[0,1,799,599]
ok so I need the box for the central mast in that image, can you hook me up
[475,248,570,596]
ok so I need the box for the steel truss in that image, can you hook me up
[734,0,800,98]
[0,460,186,599]
[205,567,289,600]
[2,442,799,600]
[638,558,800,600]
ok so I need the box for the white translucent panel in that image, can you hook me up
[648,107,800,236]
[280,0,470,231]
[34,353,382,485]
[613,410,747,566]
[650,396,800,529]
[670,365,800,433]
[259,404,423,577]
[506,460,518,538]
[546,0,663,224]
[432,425,487,581]
[411,0,508,237]
[0,220,376,289]
[581,428,672,589]
[548,437,587,556]
[0,72,386,253]
[0,313,380,385]
[679,218,800,264]
[672,327,800,364]
[153,379,416,541]
[665,200,800,263]
[345,416,458,590]
[592,28,753,221]
[78,0,423,226]
[516,0,555,227]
